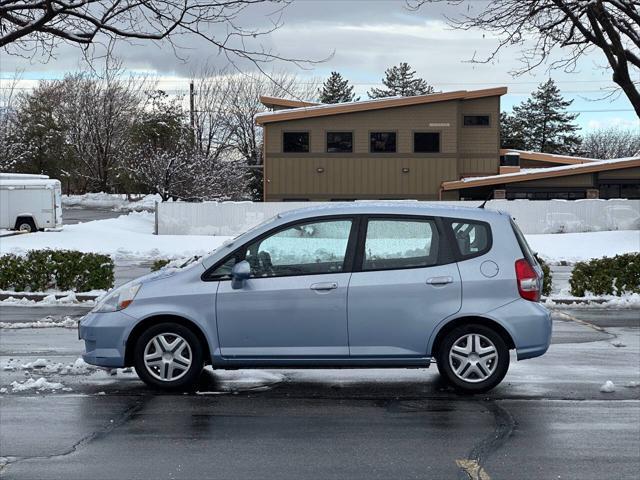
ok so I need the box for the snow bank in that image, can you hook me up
[0,211,229,260]
[544,293,640,309]
[0,316,78,329]
[197,369,285,394]
[0,293,96,307]
[63,193,162,212]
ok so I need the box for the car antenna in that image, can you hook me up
[478,191,493,209]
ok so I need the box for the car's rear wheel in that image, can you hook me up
[134,323,204,391]
[436,324,509,393]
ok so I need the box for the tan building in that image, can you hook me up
[256,90,640,201]
[256,88,506,201]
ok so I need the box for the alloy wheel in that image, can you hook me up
[143,333,193,382]
[448,333,498,383]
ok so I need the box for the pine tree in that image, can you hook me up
[318,72,358,103]
[368,62,434,98]
[506,79,581,154]
[499,111,527,150]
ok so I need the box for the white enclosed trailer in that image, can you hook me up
[0,177,63,231]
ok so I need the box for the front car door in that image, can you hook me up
[215,217,357,359]
[347,216,462,357]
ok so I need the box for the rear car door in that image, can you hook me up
[347,216,462,357]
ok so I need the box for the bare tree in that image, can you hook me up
[0,0,322,71]
[60,60,147,192]
[581,127,640,159]
[409,0,640,117]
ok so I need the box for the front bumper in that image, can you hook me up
[78,310,137,368]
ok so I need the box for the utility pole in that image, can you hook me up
[189,81,196,144]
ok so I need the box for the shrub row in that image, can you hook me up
[569,253,640,297]
[0,250,114,292]
[534,255,552,297]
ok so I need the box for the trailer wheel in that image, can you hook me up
[15,217,37,233]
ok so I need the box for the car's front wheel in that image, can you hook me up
[436,324,510,393]
[134,323,204,391]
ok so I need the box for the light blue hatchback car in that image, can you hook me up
[80,203,551,393]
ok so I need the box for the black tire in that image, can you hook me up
[436,324,510,394]
[133,322,204,391]
[15,216,37,233]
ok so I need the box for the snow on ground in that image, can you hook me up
[0,292,98,307]
[0,316,79,329]
[528,230,639,263]
[63,193,162,212]
[544,293,640,309]
[196,369,285,395]
[0,211,229,260]
[1,210,637,262]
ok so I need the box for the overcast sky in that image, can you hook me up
[1,0,637,132]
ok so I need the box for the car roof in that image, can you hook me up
[276,202,504,222]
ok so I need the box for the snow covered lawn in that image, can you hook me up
[0,211,229,260]
[0,211,637,262]
[529,229,640,263]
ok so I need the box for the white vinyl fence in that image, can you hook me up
[156,199,640,236]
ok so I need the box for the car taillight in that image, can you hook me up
[515,258,540,302]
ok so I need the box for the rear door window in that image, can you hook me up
[447,220,492,258]
[362,218,439,271]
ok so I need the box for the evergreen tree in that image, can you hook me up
[503,79,581,154]
[499,111,527,150]
[368,62,434,98]
[318,72,358,103]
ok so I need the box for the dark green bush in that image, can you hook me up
[534,254,552,297]
[0,250,114,292]
[569,253,640,297]
[151,259,171,271]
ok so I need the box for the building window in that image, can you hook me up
[283,132,309,152]
[327,132,353,153]
[463,115,490,126]
[414,132,440,153]
[370,132,396,153]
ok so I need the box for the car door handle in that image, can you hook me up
[426,276,453,285]
[310,282,338,291]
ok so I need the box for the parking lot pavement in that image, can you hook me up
[61,207,121,225]
[0,309,638,479]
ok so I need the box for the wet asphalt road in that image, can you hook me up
[1,308,639,480]
[61,207,122,225]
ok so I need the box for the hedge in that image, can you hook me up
[569,253,640,297]
[0,250,114,292]
[535,254,552,297]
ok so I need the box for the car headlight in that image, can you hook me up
[92,283,141,313]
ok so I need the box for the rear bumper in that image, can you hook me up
[489,299,552,361]
[78,310,137,368]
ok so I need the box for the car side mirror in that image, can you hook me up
[231,260,251,290]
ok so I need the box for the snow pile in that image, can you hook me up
[0,211,226,260]
[625,381,640,388]
[63,193,162,212]
[10,377,64,392]
[599,380,616,393]
[0,293,97,307]
[544,293,640,309]
[0,316,79,329]
[197,369,285,394]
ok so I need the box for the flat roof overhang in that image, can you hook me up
[441,157,640,191]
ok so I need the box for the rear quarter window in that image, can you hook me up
[446,219,492,259]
